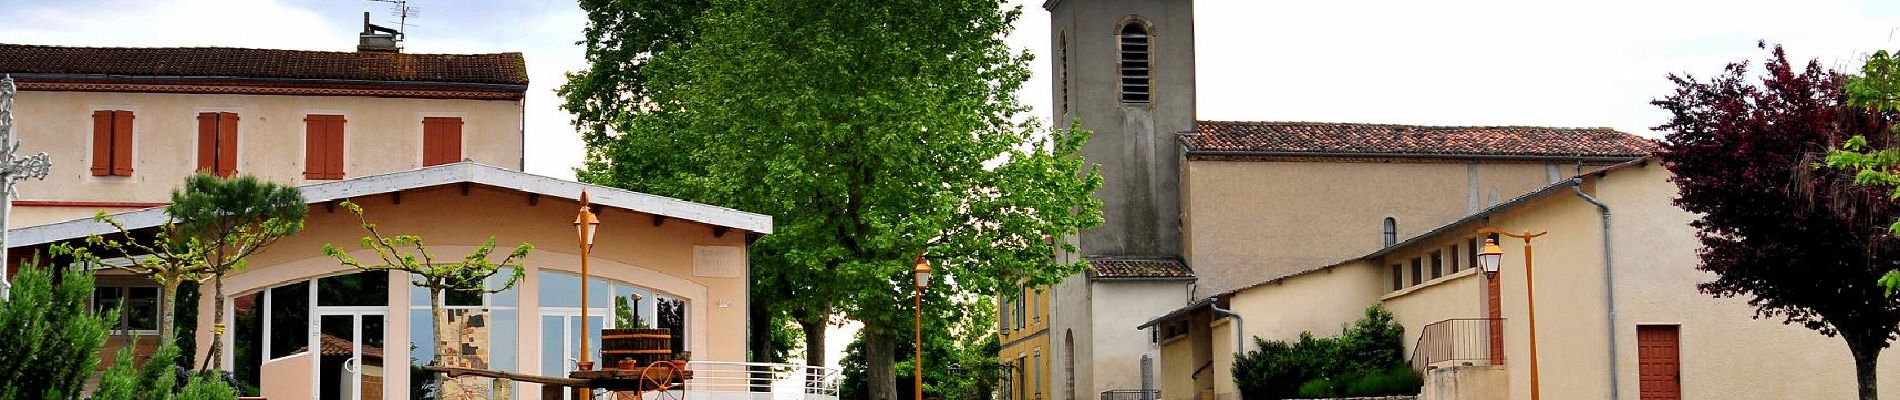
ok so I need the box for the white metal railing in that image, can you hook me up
[675,361,841,400]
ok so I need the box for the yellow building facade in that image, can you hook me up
[1000,284,1052,400]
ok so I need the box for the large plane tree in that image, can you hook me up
[561,0,1103,398]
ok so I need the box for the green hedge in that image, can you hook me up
[1233,306,1420,399]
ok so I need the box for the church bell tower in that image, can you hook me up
[1046,0,1196,259]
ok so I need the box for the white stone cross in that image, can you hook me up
[0,75,53,298]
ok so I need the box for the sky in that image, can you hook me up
[5,0,1900,369]
[5,0,1900,179]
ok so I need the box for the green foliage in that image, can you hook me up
[95,342,183,400]
[1340,366,1424,397]
[322,200,531,299]
[565,0,1103,392]
[1827,49,1900,297]
[1233,306,1415,399]
[81,173,307,366]
[614,294,649,329]
[0,260,116,400]
[840,295,1003,400]
[1295,378,1337,398]
[175,374,237,400]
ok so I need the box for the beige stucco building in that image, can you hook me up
[9,163,772,400]
[1146,160,1900,399]
[0,43,527,226]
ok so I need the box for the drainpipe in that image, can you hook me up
[1571,177,1620,400]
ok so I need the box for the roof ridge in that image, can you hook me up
[1194,120,1621,131]
[0,43,521,57]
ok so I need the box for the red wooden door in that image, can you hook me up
[1637,325,1681,400]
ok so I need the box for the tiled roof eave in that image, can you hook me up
[1182,149,1649,162]
[7,72,528,92]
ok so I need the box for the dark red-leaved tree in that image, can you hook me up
[1656,44,1900,400]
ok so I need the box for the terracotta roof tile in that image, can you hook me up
[303,333,384,359]
[0,44,527,86]
[1087,257,1193,279]
[1186,121,1656,158]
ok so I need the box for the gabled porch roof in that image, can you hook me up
[8,162,772,248]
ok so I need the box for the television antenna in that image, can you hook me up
[369,0,418,41]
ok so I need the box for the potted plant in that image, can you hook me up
[670,352,691,370]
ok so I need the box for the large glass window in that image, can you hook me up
[537,270,681,383]
[410,269,519,400]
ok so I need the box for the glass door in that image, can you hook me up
[317,310,386,400]
[539,310,605,400]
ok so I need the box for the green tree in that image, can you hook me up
[0,258,117,400]
[1826,49,1900,297]
[322,200,530,392]
[564,1,1101,397]
[169,174,306,371]
[84,174,307,365]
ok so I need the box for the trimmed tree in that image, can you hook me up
[86,174,306,371]
[322,200,530,395]
[1656,44,1900,400]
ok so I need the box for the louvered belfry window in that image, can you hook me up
[1119,22,1151,103]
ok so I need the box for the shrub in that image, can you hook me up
[1296,377,1337,398]
[1233,305,1419,399]
[1341,365,1423,397]
[0,260,116,400]
[175,374,237,400]
[95,342,183,400]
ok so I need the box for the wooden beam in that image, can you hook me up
[528,193,540,206]
[652,215,669,227]
[325,200,337,213]
[712,226,730,238]
[461,182,472,196]
[392,190,402,205]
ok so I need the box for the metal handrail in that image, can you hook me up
[679,361,842,397]
[1409,318,1504,372]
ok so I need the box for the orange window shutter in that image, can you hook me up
[196,112,218,174]
[304,116,326,179]
[91,111,112,176]
[111,111,134,176]
[422,117,462,166]
[326,117,347,179]
[216,112,239,177]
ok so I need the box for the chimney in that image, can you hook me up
[357,12,400,52]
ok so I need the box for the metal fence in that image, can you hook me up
[1409,318,1504,372]
[677,361,842,400]
[1100,389,1159,400]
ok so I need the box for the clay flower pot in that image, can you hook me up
[617,358,637,370]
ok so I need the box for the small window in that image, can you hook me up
[1467,238,1480,270]
[1431,251,1444,279]
[1118,21,1151,103]
[1410,258,1423,286]
[422,116,463,166]
[1390,264,1403,291]
[303,114,346,180]
[90,110,134,177]
[1034,349,1044,398]
[1382,217,1398,247]
[1059,31,1070,115]
[93,285,160,334]
[1451,244,1462,272]
[196,112,239,177]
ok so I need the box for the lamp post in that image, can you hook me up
[1477,228,1547,400]
[913,255,933,400]
[574,191,602,397]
